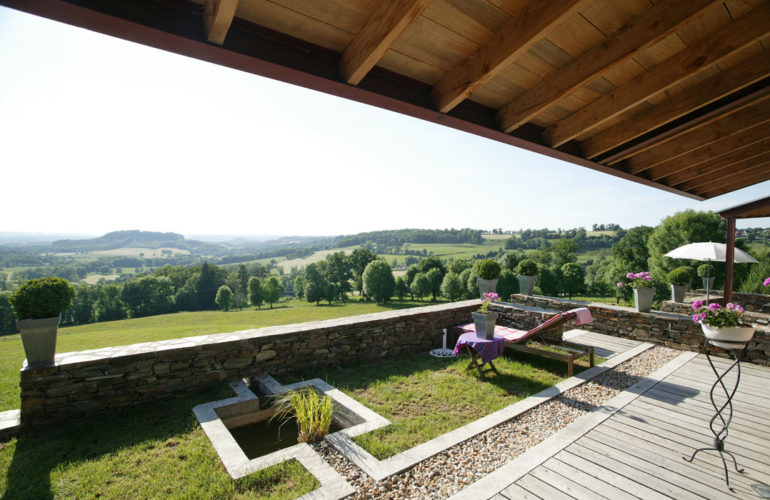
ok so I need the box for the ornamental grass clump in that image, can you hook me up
[272,387,333,443]
[616,271,652,289]
[478,292,499,313]
[691,300,746,328]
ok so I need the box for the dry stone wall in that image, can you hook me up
[508,294,769,366]
[684,290,770,314]
[20,301,479,428]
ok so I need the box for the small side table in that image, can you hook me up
[684,338,750,489]
[453,332,504,378]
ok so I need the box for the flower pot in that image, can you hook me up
[471,311,498,340]
[701,276,715,291]
[17,315,60,368]
[517,275,536,296]
[670,284,687,303]
[633,287,654,313]
[476,278,498,299]
[700,323,755,346]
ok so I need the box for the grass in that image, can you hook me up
[0,384,319,499]
[0,298,441,411]
[282,348,597,459]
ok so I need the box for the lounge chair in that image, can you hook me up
[455,308,595,377]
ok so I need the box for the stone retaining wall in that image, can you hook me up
[661,301,769,327]
[508,294,769,366]
[20,301,479,428]
[684,290,770,314]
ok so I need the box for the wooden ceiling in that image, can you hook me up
[6,0,770,200]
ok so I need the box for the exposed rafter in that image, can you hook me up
[429,0,585,113]
[661,139,770,187]
[622,95,770,175]
[203,0,239,45]
[676,152,770,191]
[339,0,432,85]
[544,3,770,151]
[496,0,716,134]
[698,167,770,198]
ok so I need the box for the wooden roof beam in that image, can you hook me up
[430,0,585,113]
[496,0,716,134]
[622,95,770,176]
[661,139,770,187]
[578,53,770,158]
[203,0,239,45]
[544,3,770,150]
[339,0,433,85]
[676,152,770,191]
[697,167,770,198]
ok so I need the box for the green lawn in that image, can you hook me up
[0,298,440,411]
[0,384,319,499]
[282,349,597,459]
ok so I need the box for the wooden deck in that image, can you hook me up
[488,339,770,499]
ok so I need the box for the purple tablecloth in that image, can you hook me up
[453,332,504,364]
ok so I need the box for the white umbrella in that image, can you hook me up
[664,241,758,302]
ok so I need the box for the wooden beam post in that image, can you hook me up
[203,0,239,45]
[724,216,736,305]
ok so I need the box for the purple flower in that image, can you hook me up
[708,303,720,311]
[764,277,770,287]
[616,282,624,287]
[726,302,735,310]
[626,273,635,279]
[736,305,744,313]
[692,314,700,323]
[700,312,707,320]
[643,276,652,281]
[484,292,499,300]
[692,300,703,310]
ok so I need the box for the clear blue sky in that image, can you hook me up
[1,6,768,237]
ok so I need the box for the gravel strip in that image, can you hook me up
[312,345,681,499]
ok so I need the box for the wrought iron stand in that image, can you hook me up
[684,339,748,489]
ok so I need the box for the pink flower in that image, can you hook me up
[764,277,770,287]
[484,292,499,300]
[726,302,735,310]
[643,276,652,281]
[692,314,700,323]
[736,305,745,313]
[616,282,624,287]
[626,273,635,279]
[692,300,703,310]
[708,303,720,311]
[700,312,707,320]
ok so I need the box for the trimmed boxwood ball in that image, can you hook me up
[516,259,539,276]
[474,259,501,280]
[697,263,713,278]
[667,267,693,286]
[10,277,75,320]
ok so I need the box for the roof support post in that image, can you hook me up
[724,216,736,306]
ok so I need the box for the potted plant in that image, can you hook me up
[667,267,693,303]
[698,263,715,291]
[10,277,75,368]
[474,259,501,298]
[516,259,539,296]
[691,300,754,345]
[617,271,654,312]
[471,292,499,340]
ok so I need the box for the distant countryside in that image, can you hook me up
[1,212,769,338]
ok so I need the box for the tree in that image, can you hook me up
[215,285,234,311]
[362,260,395,304]
[304,262,329,304]
[294,275,306,300]
[411,272,431,300]
[538,266,561,297]
[324,282,337,305]
[263,276,283,308]
[612,226,654,273]
[647,210,724,281]
[325,252,352,299]
[395,276,408,301]
[440,272,463,301]
[305,281,324,305]
[404,265,419,286]
[93,284,126,322]
[248,277,263,309]
[120,276,173,318]
[560,263,585,299]
[426,267,443,301]
[496,269,519,301]
[553,238,578,267]
[235,264,250,307]
[350,248,377,294]
[197,262,226,310]
[501,252,523,272]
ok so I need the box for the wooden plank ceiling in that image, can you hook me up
[5,0,770,200]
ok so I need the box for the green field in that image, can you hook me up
[0,298,441,411]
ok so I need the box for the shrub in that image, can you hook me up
[474,259,501,280]
[516,259,539,276]
[10,277,76,320]
[215,285,233,311]
[363,260,395,304]
[697,263,713,278]
[667,267,693,286]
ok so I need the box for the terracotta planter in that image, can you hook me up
[700,323,755,346]
[471,311,498,340]
[517,275,536,295]
[633,287,654,313]
[477,278,498,299]
[17,315,60,368]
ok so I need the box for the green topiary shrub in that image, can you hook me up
[474,259,502,280]
[10,277,75,320]
[667,267,693,286]
[516,259,539,276]
[697,263,713,278]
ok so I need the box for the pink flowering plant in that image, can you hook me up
[764,277,770,287]
[691,300,746,328]
[478,292,499,313]
[616,271,653,289]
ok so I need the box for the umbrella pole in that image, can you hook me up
[706,259,711,304]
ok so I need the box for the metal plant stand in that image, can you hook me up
[684,339,750,489]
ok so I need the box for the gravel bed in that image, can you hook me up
[312,345,682,499]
